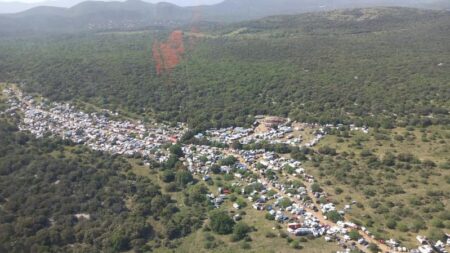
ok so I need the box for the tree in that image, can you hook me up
[348,230,361,241]
[210,164,221,174]
[318,146,336,156]
[109,230,130,252]
[327,211,343,223]
[185,184,208,205]
[368,243,380,253]
[311,183,323,193]
[220,156,238,166]
[382,152,396,166]
[175,170,194,187]
[164,155,178,169]
[386,219,397,229]
[278,198,292,208]
[231,222,251,241]
[235,198,247,208]
[209,210,235,235]
[161,170,175,183]
[169,144,184,158]
[231,141,243,150]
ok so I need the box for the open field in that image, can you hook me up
[128,157,341,253]
[153,204,340,253]
[308,126,450,248]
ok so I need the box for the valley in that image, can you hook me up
[0,3,448,253]
[1,85,448,252]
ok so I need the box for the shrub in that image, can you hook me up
[278,197,292,208]
[431,219,444,228]
[265,213,275,220]
[397,223,408,232]
[360,149,373,157]
[386,219,397,229]
[368,243,380,253]
[265,232,276,238]
[220,156,237,166]
[327,211,343,223]
[161,170,175,183]
[427,228,445,242]
[348,230,361,240]
[169,144,184,157]
[210,164,221,174]
[209,210,235,235]
[311,183,323,193]
[204,241,217,249]
[318,146,337,156]
[290,240,302,249]
[203,233,215,242]
[240,242,251,249]
[175,170,194,187]
[232,222,251,241]
[164,182,178,192]
[397,153,415,162]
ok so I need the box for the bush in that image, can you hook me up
[427,228,445,242]
[311,183,323,193]
[368,243,380,253]
[204,233,215,241]
[223,173,234,181]
[327,211,343,223]
[386,219,397,229]
[175,170,194,187]
[240,242,251,249]
[278,197,292,208]
[209,210,235,235]
[236,198,247,208]
[161,170,175,183]
[423,160,436,168]
[335,187,343,194]
[298,237,308,242]
[265,213,275,220]
[210,164,221,174]
[397,153,415,162]
[169,144,184,158]
[220,156,237,166]
[265,232,276,238]
[409,218,426,232]
[290,239,302,249]
[318,146,336,156]
[348,230,361,241]
[431,219,444,228]
[360,149,373,157]
[397,223,409,232]
[164,182,178,192]
[232,222,251,241]
[279,231,288,238]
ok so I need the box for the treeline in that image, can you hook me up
[0,120,207,252]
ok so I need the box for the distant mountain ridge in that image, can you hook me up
[0,0,449,36]
[0,0,223,14]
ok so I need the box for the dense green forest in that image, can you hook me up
[0,8,448,130]
[0,116,209,252]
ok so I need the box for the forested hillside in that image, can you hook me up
[0,117,207,252]
[0,7,448,131]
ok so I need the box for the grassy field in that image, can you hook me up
[128,157,340,253]
[309,126,450,248]
[153,204,340,253]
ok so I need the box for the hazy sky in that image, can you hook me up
[0,0,224,5]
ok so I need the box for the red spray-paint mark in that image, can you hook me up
[152,30,185,75]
